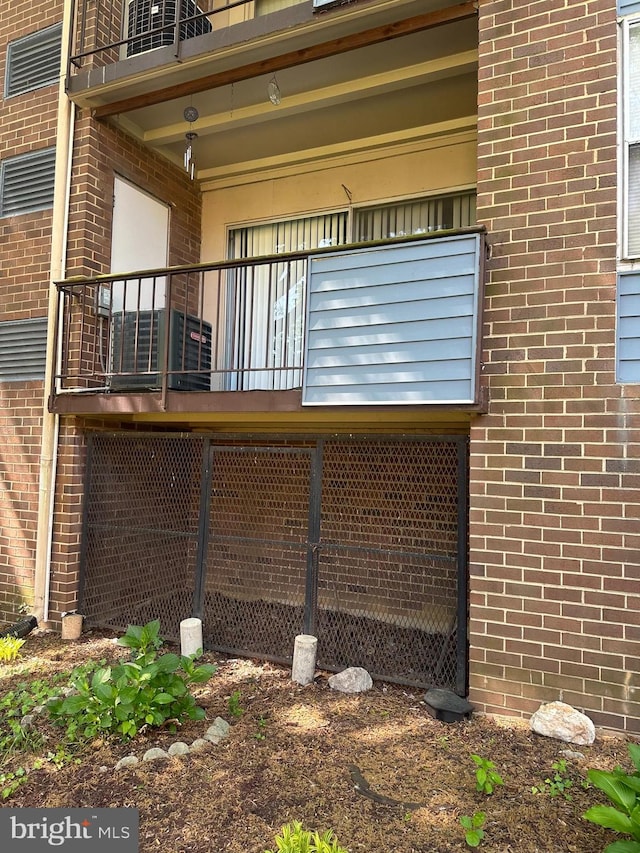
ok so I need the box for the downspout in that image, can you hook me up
[33,0,75,624]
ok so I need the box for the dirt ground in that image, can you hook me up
[1,629,634,852]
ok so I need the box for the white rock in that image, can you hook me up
[115,755,139,770]
[190,738,212,752]
[529,701,596,746]
[204,716,230,743]
[142,747,169,762]
[167,741,190,756]
[328,667,373,694]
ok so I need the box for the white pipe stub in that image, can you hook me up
[180,617,203,658]
[292,634,318,685]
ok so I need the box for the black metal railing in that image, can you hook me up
[55,248,320,396]
[68,0,298,73]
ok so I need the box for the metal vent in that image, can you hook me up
[0,148,56,217]
[4,24,62,98]
[0,317,48,382]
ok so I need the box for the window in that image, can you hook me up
[0,148,56,217]
[622,17,640,258]
[0,317,47,382]
[4,24,62,99]
[354,191,476,242]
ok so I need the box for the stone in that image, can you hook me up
[328,667,373,694]
[168,741,190,756]
[142,747,169,762]
[292,634,318,686]
[560,749,586,761]
[190,738,212,752]
[204,716,231,743]
[115,755,139,770]
[529,701,596,746]
[20,714,35,730]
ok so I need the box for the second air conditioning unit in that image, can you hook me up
[110,309,212,391]
[126,0,212,57]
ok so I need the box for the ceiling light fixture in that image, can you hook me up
[267,75,281,106]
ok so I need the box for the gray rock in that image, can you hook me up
[560,749,586,761]
[190,738,212,752]
[204,716,230,743]
[530,701,596,746]
[115,755,139,770]
[142,747,169,762]
[328,667,373,694]
[98,765,109,773]
[167,741,190,756]
[20,714,35,730]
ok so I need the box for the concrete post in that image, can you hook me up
[180,617,203,658]
[292,634,318,685]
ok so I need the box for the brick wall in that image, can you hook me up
[0,0,63,625]
[470,0,640,731]
[46,114,203,622]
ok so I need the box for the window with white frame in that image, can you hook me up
[4,24,62,99]
[622,17,640,259]
[0,148,56,217]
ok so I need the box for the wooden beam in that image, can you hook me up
[92,2,477,119]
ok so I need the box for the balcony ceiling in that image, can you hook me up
[69,0,478,180]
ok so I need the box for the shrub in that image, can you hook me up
[583,743,640,852]
[48,620,216,740]
[0,637,26,663]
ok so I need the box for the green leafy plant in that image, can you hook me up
[0,766,27,799]
[583,742,640,852]
[254,715,268,741]
[460,812,486,848]
[471,754,504,795]
[264,821,349,853]
[532,759,573,800]
[48,620,216,740]
[227,690,244,719]
[0,636,26,663]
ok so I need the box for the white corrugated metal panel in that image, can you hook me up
[4,24,62,98]
[0,148,56,217]
[0,317,48,382]
[303,233,482,405]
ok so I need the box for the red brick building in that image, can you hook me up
[1,0,639,732]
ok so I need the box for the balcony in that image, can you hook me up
[65,0,478,184]
[51,229,486,419]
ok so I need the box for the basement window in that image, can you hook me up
[4,23,62,99]
[0,147,56,217]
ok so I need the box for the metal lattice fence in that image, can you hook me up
[80,433,467,692]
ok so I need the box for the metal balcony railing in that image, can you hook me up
[54,229,486,407]
[68,0,297,73]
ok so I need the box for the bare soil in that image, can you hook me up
[1,629,634,853]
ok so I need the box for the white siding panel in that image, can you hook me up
[303,233,482,405]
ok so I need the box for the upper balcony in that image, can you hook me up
[66,0,478,183]
[51,228,486,424]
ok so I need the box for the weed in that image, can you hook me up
[471,754,504,795]
[460,812,486,848]
[0,637,26,663]
[0,766,27,799]
[254,715,268,741]
[531,759,573,801]
[227,690,244,719]
[583,742,640,852]
[264,820,349,853]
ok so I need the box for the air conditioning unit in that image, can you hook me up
[126,0,212,57]
[110,309,212,391]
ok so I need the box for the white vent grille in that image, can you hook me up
[0,148,56,217]
[4,24,62,98]
[0,317,48,382]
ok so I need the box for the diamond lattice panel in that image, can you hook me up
[81,434,204,639]
[202,446,311,659]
